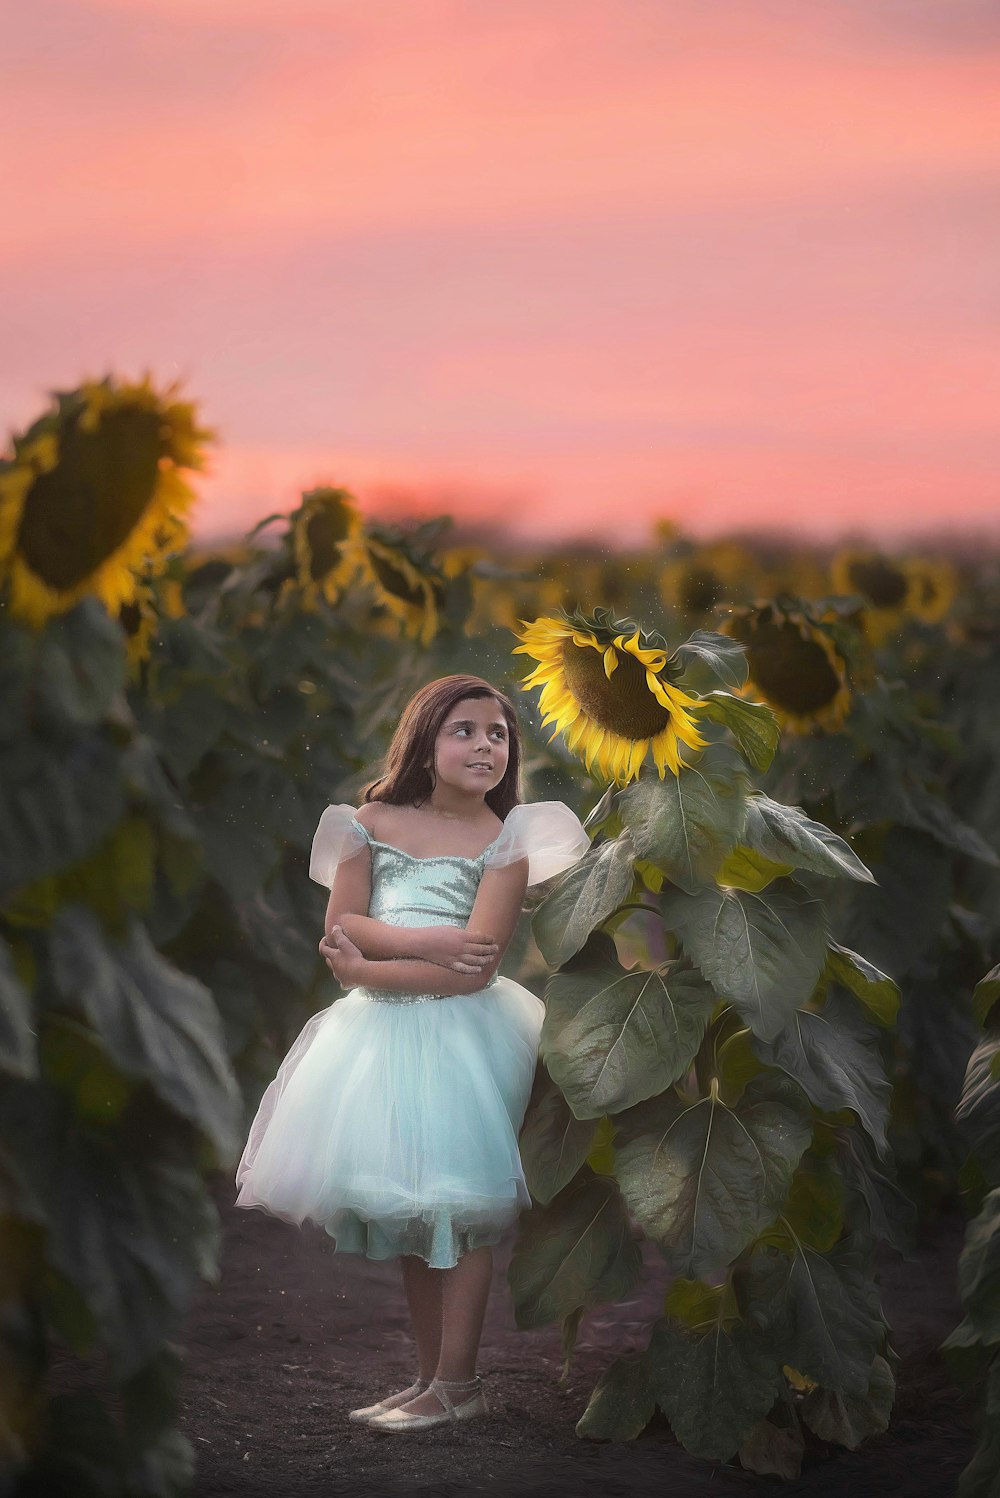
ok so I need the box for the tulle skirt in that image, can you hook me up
[234,978,544,1269]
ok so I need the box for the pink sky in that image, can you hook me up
[3,0,999,545]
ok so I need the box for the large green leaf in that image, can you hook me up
[836,1129,916,1253]
[738,1399,805,1479]
[0,937,36,1079]
[617,746,749,894]
[746,1239,884,1399]
[742,794,874,883]
[824,943,900,1026]
[531,832,637,967]
[956,1355,1000,1498]
[0,731,125,897]
[541,937,715,1118]
[695,692,781,773]
[950,1188,1000,1347]
[662,881,828,1042]
[800,1354,894,1450]
[121,1345,195,1497]
[613,1074,811,1276]
[34,599,128,728]
[958,1035,1000,1188]
[670,629,749,691]
[575,1351,656,1441]
[49,907,241,1162]
[508,1171,641,1330]
[753,990,891,1157]
[0,1082,220,1378]
[517,1068,598,1206]
[648,1313,782,1461]
[974,963,1000,1028]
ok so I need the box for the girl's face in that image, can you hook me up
[430,695,510,798]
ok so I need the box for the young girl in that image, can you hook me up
[234,673,589,1433]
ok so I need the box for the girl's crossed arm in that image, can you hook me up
[324,841,498,974]
[321,858,529,997]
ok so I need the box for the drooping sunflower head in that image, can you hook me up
[0,375,212,627]
[362,530,446,646]
[288,486,364,610]
[723,602,851,733]
[514,608,708,783]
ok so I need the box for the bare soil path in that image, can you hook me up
[176,1176,975,1497]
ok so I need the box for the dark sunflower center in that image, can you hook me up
[847,558,908,609]
[17,408,163,590]
[739,619,841,714]
[681,566,723,614]
[369,549,425,605]
[561,639,672,738]
[305,505,350,581]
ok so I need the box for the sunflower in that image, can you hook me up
[287,486,364,610]
[902,556,957,625]
[659,541,757,619]
[0,375,211,627]
[514,610,707,783]
[362,533,444,646]
[723,603,851,733]
[829,549,914,645]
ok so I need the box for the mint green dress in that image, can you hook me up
[234,801,588,1268]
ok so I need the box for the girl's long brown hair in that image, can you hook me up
[361,674,523,818]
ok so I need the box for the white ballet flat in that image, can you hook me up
[366,1375,488,1433]
[348,1376,431,1424]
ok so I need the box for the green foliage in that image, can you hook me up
[521,624,902,1476]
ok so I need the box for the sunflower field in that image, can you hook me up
[2,376,999,1494]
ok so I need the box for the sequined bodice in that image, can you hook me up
[354,821,500,1004]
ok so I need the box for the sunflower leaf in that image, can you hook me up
[508,1171,642,1330]
[613,1073,811,1276]
[0,936,36,1079]
[541,940,716,1118]
[824,943,899,1026]
[695,692,780,772]
[661,882,829,1042]
[670,630,749,691]
[957,1035,1000,1186]
[618,746,749,895]
[742,794,875,883]
[800,1355,894,1449]
[518,1068,599,1205]
[746,1239,884,1400]
[48,908,241,1162]
[531,832,637,966]
[575,1351,656,1441]
[752,991,891,1158]
[974,964,1000,1029]
[648,1313,783,1461]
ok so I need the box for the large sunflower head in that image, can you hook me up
[362,530,445,646]
[723,602,851,733]
[0,375,211,627]
[514,607,708,783]
[287,486,363,610]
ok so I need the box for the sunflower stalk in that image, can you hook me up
[511,608,905,1477]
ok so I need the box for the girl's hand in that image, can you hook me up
[419,925,499,974]
[318,925,365,986]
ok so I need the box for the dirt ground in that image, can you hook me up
[172,1174,975,1498]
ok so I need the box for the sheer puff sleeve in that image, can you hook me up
[308,804,371,889]
[484,801,590,887]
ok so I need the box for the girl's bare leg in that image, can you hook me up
[397,1246,493,1414]
[400,1254,443,1380]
